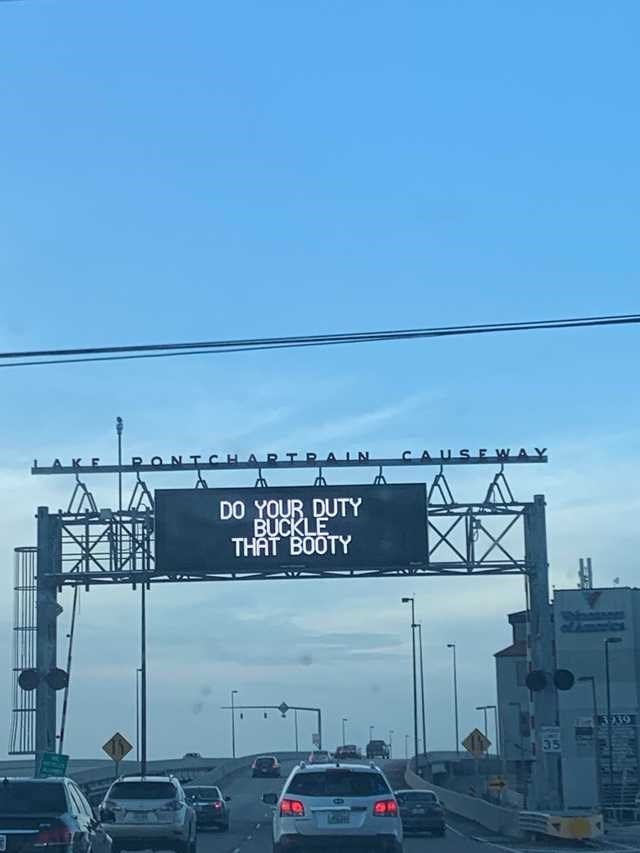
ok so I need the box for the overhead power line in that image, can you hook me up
[0,312,638,368]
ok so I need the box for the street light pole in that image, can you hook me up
[417,623,428,765]
[389,730,394,758]
[135,667,142,764]
[140,578,147,776]
[405,734,409,760]
[509,701,527,807]
[578,675,601,807]
[369,725,374,742]
[476,706,489,743]
[342,717,348,746]
[447,644,460,757]
[402,597,419,771]
[231,690,238,759]
[605,637,621,807]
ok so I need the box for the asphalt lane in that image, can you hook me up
[195,760,490,853]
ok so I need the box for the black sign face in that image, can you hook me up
[155,484,427,573]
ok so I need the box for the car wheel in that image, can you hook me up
[435,828,446,837]
[220,823,229,832]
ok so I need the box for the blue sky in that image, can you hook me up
[0,1,639,759]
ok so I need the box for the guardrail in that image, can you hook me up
[404,766,522,838]
[518,811,603,840]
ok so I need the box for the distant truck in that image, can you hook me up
[366,739,390,759]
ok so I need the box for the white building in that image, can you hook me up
[496,587,640,810]
[554,586,639,810]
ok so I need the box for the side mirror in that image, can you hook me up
[225,797,231,802]
[262,793,278,806]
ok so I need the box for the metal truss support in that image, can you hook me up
[35,507,60,769]
[525,494,562,810]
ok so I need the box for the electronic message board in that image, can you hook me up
[155,484,427,573]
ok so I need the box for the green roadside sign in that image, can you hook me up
[38,752,69,778]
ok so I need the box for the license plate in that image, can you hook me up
[412,808,426,815]
[328,811,350,825]
[0,834,6,852]
[130,812,149,822]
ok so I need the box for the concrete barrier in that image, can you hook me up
[76,751,307,803]
[0,751,307,805]
[405,767,521,838]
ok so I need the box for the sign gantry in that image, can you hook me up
[23,446,561,811]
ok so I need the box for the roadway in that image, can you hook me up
[194,759,494,853]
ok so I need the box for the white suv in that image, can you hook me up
[99,775,196,853]
[263,762,403,853]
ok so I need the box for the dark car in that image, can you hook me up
[335,744,361,760]
[395,789,446,836]
[251,756,281,778]
[184,786,230,832]
[366,740,390,759]
[0,777,112,853]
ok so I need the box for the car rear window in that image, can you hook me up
[110,782,176,800]
[0,782,67,814]
[397,791,438,804]
[184,788,221,800]
[287,770,390,797]
[256,758,275,766]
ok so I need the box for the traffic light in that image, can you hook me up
[526,668,575,692]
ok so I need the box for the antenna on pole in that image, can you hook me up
[578,558,593,589]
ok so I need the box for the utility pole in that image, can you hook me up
[525,496,561,810]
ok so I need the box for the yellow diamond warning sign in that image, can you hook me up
[102,732,133,763]
[462,728,491,758]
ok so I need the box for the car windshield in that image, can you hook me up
[110,782,176,800]
[287,771,390,797]
[184,788,221,801]
[0,782,67,815]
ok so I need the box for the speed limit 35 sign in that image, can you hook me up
[541,726,561,753]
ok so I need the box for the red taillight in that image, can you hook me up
[35,824,73,846]
[211,801,223,809]
[280,798,305,817]
[373,799,398,817]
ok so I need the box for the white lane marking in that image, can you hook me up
[255,824,260,829]
[446,824,469,838]
[470,837,521,853]
[232,849,241,853]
